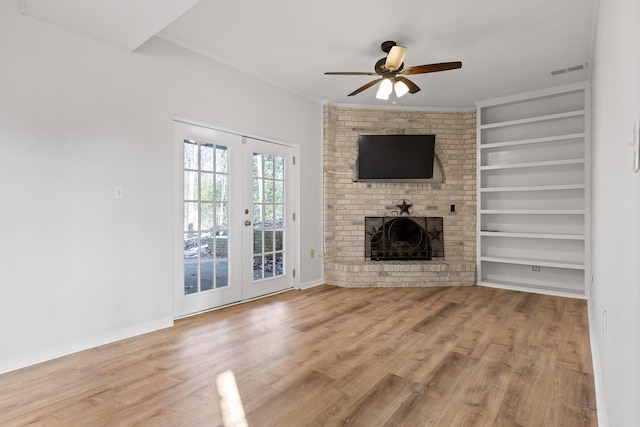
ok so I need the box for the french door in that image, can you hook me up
[174,122,296,317]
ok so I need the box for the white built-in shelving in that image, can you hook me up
[476,83,590,298]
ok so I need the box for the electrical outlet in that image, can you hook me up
[310,249,315,259]
[532,265,540,272]
[603,310,607,335]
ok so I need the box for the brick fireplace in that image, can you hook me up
[323,104,477,288]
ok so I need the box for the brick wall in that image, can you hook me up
[323,103,477,287]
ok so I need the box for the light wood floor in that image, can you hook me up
[0,285,597,426]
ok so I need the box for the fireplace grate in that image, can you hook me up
[365,216,444,261]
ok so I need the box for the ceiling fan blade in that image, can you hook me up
[385,46,407,71]
[400,61,462,75]
[325,71,379,76]
[348,79,382,96]
[396,76,421,94]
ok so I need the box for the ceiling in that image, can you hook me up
[21,0,595,110]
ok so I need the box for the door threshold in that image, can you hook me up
[174,287,295,320]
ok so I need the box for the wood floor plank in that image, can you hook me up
[453,288,523,358]
[556,298,594,374]
[245,368,334,426]
[432,355,515,426]
[384,351,480,426]
[0,285,597,426]
[548,365,598,426]
[336,373,421,426]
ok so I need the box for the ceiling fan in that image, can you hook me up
[325,41,462,100]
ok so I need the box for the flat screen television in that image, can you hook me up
[356,134,436,182]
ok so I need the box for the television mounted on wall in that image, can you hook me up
[355,134,436,182]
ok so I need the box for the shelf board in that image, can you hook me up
[479,110,585,130]
[480,256,584,270]
[480,231,585,240]
[480,184,585,192]
[480,209,585,215]
[479,133,585,150]
[478,280,586,299]
[480,158,584,171]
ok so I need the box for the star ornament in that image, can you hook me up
[396,199,413,215]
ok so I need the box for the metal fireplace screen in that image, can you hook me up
[365,216,444,261]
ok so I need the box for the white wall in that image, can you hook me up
[590,0,640,424]
[0,1,323,373]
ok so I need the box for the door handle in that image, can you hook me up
[244,220,252,226]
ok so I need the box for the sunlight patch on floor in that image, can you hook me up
[216,370,248,427]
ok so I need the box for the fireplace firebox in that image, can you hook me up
[365,216,444,261]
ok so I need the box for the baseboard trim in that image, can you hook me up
[588,298,608,427]
[0,317,174,375]
[298,278,324,290]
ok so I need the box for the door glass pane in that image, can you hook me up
[183,138,231,295]
[253,205,263,226]
[253,256,263,280]
[201,262,214,291]
[274,180,284,203]
[201,173,214,200]
[264,230,274,252]
[216,174,228,201]
[184,202,199,232]
[184,172,198,200]
[184,140,198,170]
[184,232,199,262]
[264,180,274,203]
[264,204,274,224]
[184,264,198,294]
[201,144,214,172]
[201,202,214,231]
[275,230,284,251]
[263,155,274,178]
[252,152,286,282]
[216,146,228,173]
[253,178,262,202]
[201,233,214,260]
[216,202,228,230]
[275,205,284,226]
[216,235,228,258]
[253,155,262,178]
[275,156,284,179]
[264,254,274,278]
[253,230,263,254]
[275,252,284,276]
[216,258,229,288]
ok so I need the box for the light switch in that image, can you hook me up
[634,119,640,173]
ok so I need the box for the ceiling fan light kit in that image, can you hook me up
[376,78,393,100]
[325,40,462,100]
[394,80,410,97]
[376,78,410,100]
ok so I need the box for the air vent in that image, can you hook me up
[551,64,585,76]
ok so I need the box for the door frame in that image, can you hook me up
[173,116,300,319]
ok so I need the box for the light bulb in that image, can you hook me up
[394,80,409,97]
[376,79,393,100]
[376,87,390,100]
